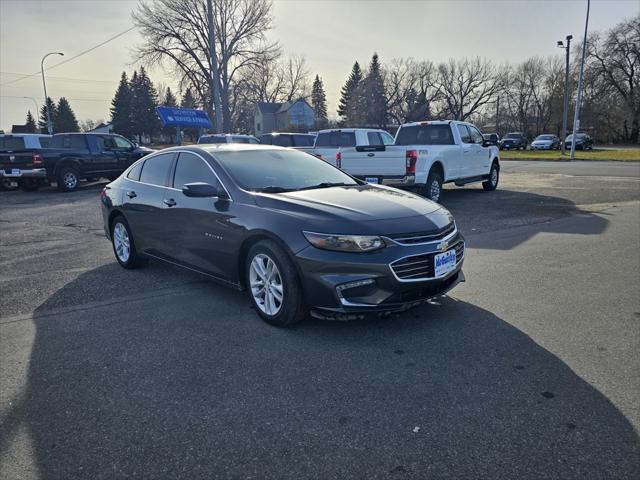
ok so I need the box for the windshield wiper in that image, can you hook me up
[256,186,294,193]
[296,182,355,191]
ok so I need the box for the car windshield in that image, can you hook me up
[505,133,520,139]
[566,134,586,141]
[536,135,554,141]
[214,149,359,192]
[395,124,455,145]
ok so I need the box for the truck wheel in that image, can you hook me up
[425,169,443,203]
[19,178,40,192]
[483,162,499,191]
[57,166,80,192]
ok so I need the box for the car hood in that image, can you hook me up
[253,184,452,235]
[532,140,552,144]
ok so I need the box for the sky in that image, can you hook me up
[1,0,638,132]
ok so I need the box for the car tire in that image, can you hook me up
[424,168,443,203]
[19,178,40,192]
[111,215,145,269]
[246,240,306,327]
[0,178,19,191]
[483,162,499,191]
[57,165,80,192]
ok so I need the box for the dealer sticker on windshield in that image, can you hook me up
[434,249,457,277]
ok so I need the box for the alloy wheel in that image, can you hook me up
[249,253,283,316]
[113,222,131,263]
[63,171,78,190]
[430,179,441,202]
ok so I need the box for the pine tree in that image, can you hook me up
[130,67,160,142]
[55,97,80,133]
[38,97,57,133]
[180,87,197,109]
[110,72,134,139]
[25,110,37,133]
[362,53,387,127]
[337,62,363,123]
[162,86,178,106]
[311,75,328,128]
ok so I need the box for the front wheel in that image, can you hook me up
[246,240,306,327]
[483,163,499,191]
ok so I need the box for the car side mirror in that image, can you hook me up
[482,140,491,147]
[182,182,225,198]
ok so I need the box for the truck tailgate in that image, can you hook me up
[340,147,406,176]
[0,150,39,170]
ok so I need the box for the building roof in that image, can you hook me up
[256,102,283,114]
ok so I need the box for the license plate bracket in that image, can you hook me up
[434,249,457,277]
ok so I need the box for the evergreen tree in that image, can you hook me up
[311,75,328,128]
[405,89,431,122]
[362,53,387,127]
[180,87,199,141]
[337,61,363,124]
[162,86,178,107]
[38,97,57,134]
[55,97,80,133]
[110,72,134,139]
[130,67,160,142]
[25,110,37,133]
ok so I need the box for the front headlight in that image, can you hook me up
[302,231,386,253]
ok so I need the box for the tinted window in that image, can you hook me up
[259,135,274,145]
[395,124,455,146]
[198,135,226,144]
[271,135,293,147]
[173,152,219,189]
[468,125,484,144]
[0,136,26,150]
[231,136,259,144]
[215,149,357,192]
[457,125,473,144]
[315,131,356,147]
[367,132,383,145]
[38,137,51,148]
[505,133,521,139]
[139,153,173,186]
[127,161,144,181]
[292,135,315,147]
[52,135,87,149]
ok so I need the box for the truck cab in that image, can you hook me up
[312,128,395,165]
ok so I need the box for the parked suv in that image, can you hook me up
[499,132,528,150]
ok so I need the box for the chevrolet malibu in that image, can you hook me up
[100,144,465,326]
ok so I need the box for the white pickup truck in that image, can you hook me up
[337,120,500,202]
[312,128,395,165]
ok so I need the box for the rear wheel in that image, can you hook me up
[483,162,499,191]
[424,168,443,203]
[111,215,145,269]
[246,240,306,327]
[57,165,80,192]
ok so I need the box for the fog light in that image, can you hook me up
[336,278,375,293]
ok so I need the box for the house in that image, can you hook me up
[88,122,113,134]
[254,100,315,136]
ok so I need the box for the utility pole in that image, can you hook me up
[557,35,572,155]
[207,0,223,133]
[495,96,500,135]
[41,52,64,134]
[570,0,590,160]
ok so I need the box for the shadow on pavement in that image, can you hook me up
[439,188,609,250]
[1,265,638,479]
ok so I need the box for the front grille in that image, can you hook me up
[391,241,464,281]
[386,223,455,245]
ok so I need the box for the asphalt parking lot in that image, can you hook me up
[1,160,639,479]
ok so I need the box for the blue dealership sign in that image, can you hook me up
[156,106,212,129]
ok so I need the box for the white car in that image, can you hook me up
[312,128,394,165]
[337,120,500,202]
[197,134,260,145]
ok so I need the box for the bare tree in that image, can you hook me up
[384,59,439,124]
[435,57,502,121]
[133,0,279,131]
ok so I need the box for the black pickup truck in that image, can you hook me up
[0,133,153,192]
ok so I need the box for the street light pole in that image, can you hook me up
[558,35,572,156]
[40,52,64,135]
[207,0,223,133]
[23,96,39,113]
[570,0,590,160]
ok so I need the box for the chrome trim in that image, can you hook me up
[383,224,458,247]
[123,149,233,202]
[389,241,465,283]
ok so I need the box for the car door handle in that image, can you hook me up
[367,153,375,157]
[163,198,176,207]
[126,191,137,198]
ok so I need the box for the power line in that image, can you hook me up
[2,95,111,102]
[0,71,117,85]
[0,26,136,87]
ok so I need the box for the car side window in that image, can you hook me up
[172,152,220,190]
[273,135,293,147]
[468,126,484,144]
[127,161,144,181]
[367,132,383,146]
[381,132,395,145]
[113,136,133,150]
[457,125,473,144]
[139,153,173,186]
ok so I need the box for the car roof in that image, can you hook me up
[0,133,51,137]
[158,144,288,155]
[262,132,315,136]
[316,128,386,133]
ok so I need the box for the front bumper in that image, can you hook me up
[531,144,552,150]
[0,168,47,179]
[295,229,465,319]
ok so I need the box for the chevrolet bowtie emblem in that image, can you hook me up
[439,240,449,251]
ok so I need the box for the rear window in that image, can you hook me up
[315,131,356,148]
[270,135,293,147]
[198,135,226,144]
[505,133,521,139]
[292,135,315,147]
[0,137,26,150]
[395,125,455,146]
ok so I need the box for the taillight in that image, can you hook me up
[405,150,417,175]
[32,152,43,165]
[336,151,342,169]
